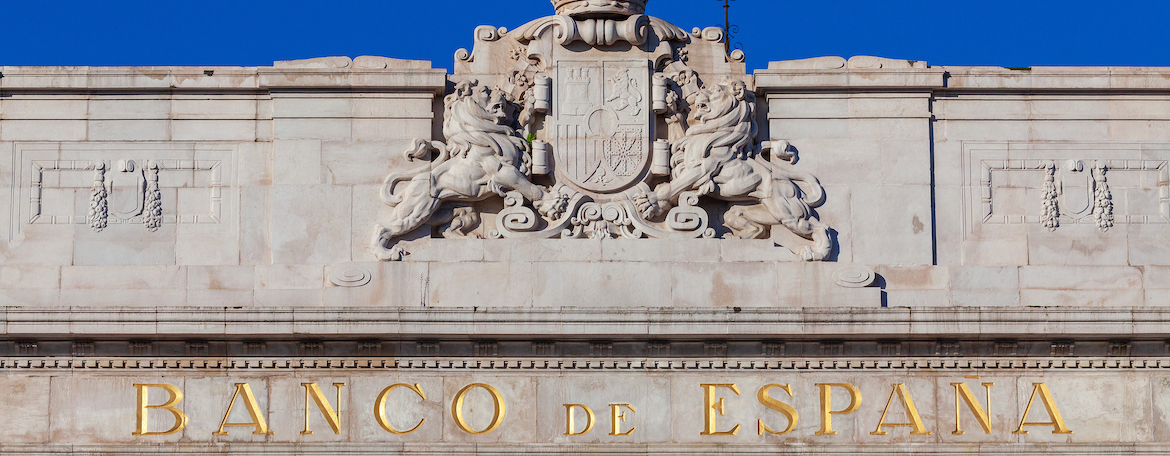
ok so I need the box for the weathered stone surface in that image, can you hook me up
[2,0,1170,453]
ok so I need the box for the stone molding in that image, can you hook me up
[3,306,1170,337]
[2,356,1169,371]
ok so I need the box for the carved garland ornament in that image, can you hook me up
[372,0,832,261]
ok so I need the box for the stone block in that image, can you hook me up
[399,238,485,263]
[950,290,1020,307]
[61,266,186,289]
[0,97,87,120]
[1018,266,1142,290]
[849,118,931,143]
[1027,228,1129,266]
[427,261,534,308]
[87,120,171,141]
[850,184,933,266]
[272,119,352,140]
[272,96,353,118]
[266,376,350,443]
[498,238,601,263]
[60,289,187,307]
[170,97,258,120]
[961,237,1030,266]
[0,120,87,141]
[438,375,537,444]
[271,185,352,265]
[321,261,427,308]
[949,266,1019,290]
[719,239,799,262]
[188,266,255,290]
[671,262,779,308]
[1019,289,1144,307]
[187,289,254,307]
[322,140,412,186]
[272,140,322,186]
[931,375,1018,444]
[0,265,61,289]
[532,262,670,308]
[254,289,323,307]
[254,265,324,289]
[885,289,950,307]
[183,377,272,443]
[171,120,257,141]
[875,266,949,290]
[0,289,61,307]
[938,120,1033,142]
[348,375,444,443]
[600,238,720,263]
[237,142,273,186]
[351,119,435,141]
[239,186,272,265]
[87,97,169,120]
[72,238,177,266]
[48,377,151,444]
[0,377,51,443]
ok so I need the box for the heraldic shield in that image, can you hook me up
[371,0,834,262]
[552,60,652,195]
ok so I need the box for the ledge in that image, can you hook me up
[2,306,1168,338]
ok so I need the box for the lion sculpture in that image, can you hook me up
[372,81,568,260]
[634,78,832,260]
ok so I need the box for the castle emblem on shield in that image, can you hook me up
[553,61,651,194]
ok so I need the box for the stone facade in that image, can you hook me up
[3,1,1170,454]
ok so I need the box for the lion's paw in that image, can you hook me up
[374,246,407,261]
[697,180,717,196]
[537,193,570,219]
[632,190,662,219]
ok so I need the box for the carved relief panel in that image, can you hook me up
[6,143,235,241]
[962,143,1170,236]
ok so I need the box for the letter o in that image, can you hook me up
[451,383,506,435]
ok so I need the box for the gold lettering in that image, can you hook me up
[871,383,931,435]
[757,383,799,435]
[213,383,273,435]
[951,382,994,435]
[374,383,427,435]
[815,383,861,435]
[700,383,741,436]
[132,384,188,436]
[301,382,345,435]
[1014,382,1073,434]
[563,404,595,435]
[609,403,636,436]
[451,383,506,435]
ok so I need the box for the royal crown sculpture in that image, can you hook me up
[371,0,833,261]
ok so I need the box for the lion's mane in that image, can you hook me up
[442,82,530,173]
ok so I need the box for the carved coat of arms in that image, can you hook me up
[371,0,833,261]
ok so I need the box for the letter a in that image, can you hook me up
[214,383,274,435]
[1014,382,1072,434]
[871,383,931,436]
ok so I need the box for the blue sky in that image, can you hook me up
[1,0,1168,71]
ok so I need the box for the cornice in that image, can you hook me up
[2,356,1168,371]
[3,306,1169,338]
